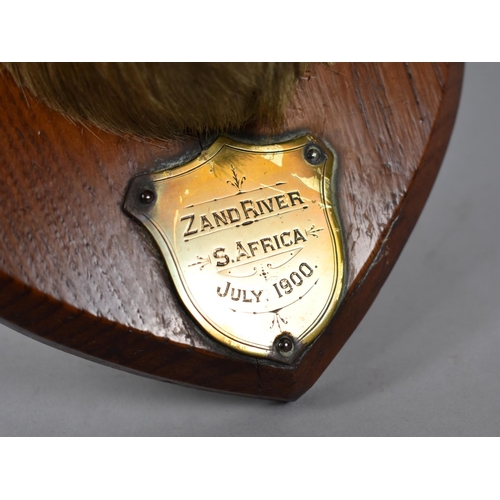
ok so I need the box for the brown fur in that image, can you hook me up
[2,63,304,141]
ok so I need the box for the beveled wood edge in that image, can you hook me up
[0,275,271,399]
[279,62,465,400]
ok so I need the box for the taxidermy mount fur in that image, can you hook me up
[2,62,305,140]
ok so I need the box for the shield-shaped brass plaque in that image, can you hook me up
[123,135,344,363]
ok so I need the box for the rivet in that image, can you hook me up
[139,190,155,204]
[305,144,323,165]
[276,334,294,355]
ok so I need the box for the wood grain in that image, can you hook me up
[0,63,463,400]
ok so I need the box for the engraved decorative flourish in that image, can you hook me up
[218,249,303,277]
[270,312,288,331]
[188,255,211,270]
[306,224,324,238]
[226,164,246,193]
[229,279,319,320]
[258,264,272,280]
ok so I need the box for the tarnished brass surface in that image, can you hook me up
[124,136,344,363]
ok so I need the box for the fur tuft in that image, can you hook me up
[2,62,305,141]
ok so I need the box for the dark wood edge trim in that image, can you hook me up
[279,62,465,400]
[0,274,283,399]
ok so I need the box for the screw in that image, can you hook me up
[139,190,155,204]
[305,144,323,165]
[276,334,294,355]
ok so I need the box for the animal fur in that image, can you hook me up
[2,63,305,141]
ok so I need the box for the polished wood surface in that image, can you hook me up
[0,63,463,400]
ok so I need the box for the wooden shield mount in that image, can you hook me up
[0,63,463,401]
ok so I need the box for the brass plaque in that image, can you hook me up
[123,136,344,363]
